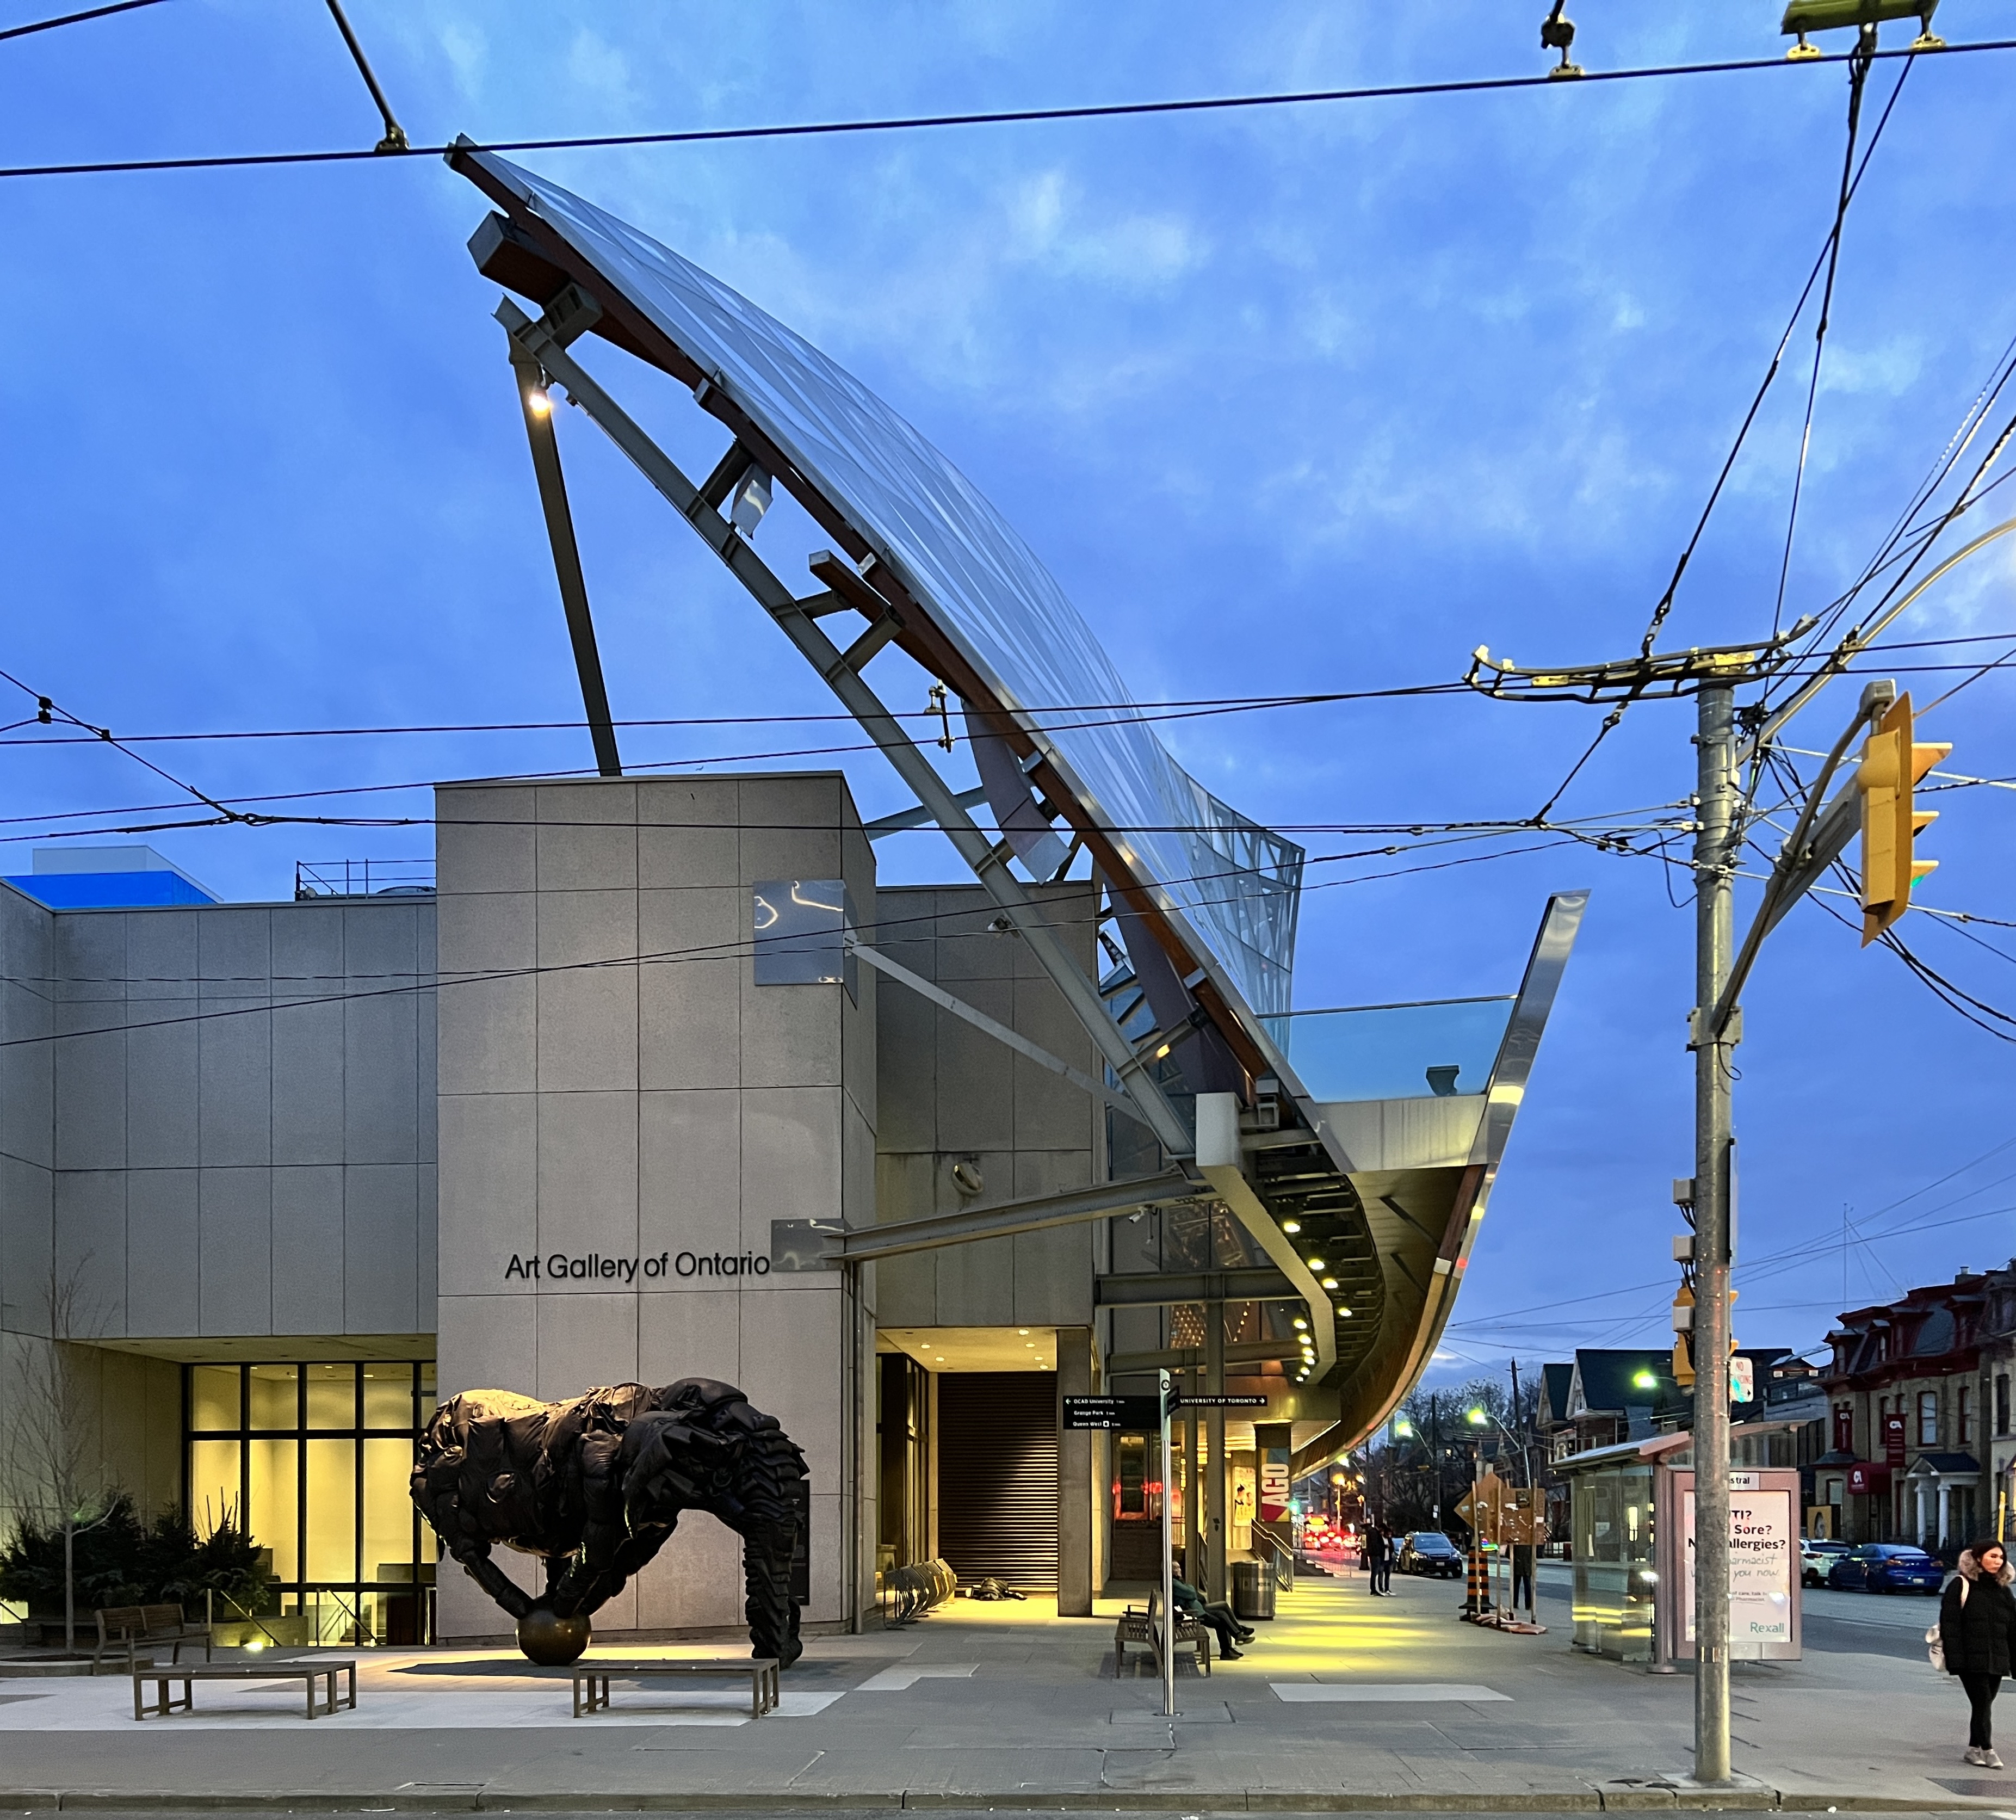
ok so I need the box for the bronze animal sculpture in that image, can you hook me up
[411,1377,808,1667]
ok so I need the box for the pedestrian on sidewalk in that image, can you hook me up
[1939,1537,2016,1768]
[1171,1571,1253,1660]
[1364,1523,1392,1595]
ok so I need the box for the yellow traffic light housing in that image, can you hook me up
[1856,692,1949,947]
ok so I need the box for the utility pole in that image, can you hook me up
[1690,679,1738,1786]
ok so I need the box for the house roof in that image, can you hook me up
[1568,1349,1683,1417]
[1541,1362,1574,1424]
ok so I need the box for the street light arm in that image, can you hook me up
[1706,682,1892,1042]
[1737,513,2016,766]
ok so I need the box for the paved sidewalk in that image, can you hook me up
[0,1564,1996,1811]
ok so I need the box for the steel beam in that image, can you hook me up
[823,1169,1202,1265]
[506,342,622,779]
[1093,1268,1295,1307]
[851,939,1147,1126]
[498,296,1195,1160]
[1106,1339,1297,1375]
[863,785,987,840]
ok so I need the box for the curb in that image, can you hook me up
[3,1792,2006,1815]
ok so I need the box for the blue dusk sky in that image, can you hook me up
[4,1,2015,1385]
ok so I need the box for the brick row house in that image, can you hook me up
[1818,1264,2016,1551]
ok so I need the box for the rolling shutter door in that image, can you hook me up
[936,1372,1058,1589]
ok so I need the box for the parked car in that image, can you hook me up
[1826,1543,1945,1594]
[1399,1532,1465,1578]
[1799,1538,1850,1587]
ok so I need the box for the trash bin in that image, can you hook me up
[1232,1559,1275,1622]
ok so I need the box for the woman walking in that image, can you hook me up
[1939,1537,2016,1768]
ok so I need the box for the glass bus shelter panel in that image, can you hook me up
[466,151,1304,1020]
[1570,1461,1655,1662]
[1261,997,1516,1103]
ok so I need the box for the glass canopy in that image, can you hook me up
[462,150,1303,1018]
[1261,996,1516,1103]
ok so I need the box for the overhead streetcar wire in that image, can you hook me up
[0,0,167,44]
[1,36,2014,181]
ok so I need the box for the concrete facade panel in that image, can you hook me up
[53,1168,127,1336]
[639,957,739,1091]
[536,1091,639,1264]
[536,1291,638,1401]
[197,1000,271,1167]
[197,1167,272,1334]
[637,788,739,888]
[269,998,345,1166]
[437,1093,536,1297]
[0,980,53,1171]
[269,1164,344,1336]
[739,974,843,1090]
[740,1087,842,1227]
[537,809,638,894]
[536,966,638,1094]
[0,1151,54,1335]
[437,972,535,1097]
[932,983,1014,1152]
[346,991,420,1163]
[53,1007,126,1171]
[436,786,539,893]
[123,910,198,1001]
[345,1164,419,1334]
[633,1515,745,1631]
[126,1167,201,1337]
[639,1089,741,1262]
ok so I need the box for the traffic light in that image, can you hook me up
[1671,1280,1696,1389]
[1856,692,1949,947]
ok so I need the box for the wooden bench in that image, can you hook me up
[133,1658,355,1721]
[94,1604,212,1675]
[571,1657,780,1719]
[1113,1588,1211,1676]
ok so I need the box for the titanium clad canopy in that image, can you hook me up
[459,150,1303,1018]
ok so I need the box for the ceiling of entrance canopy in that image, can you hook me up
[455,147,1303,1022]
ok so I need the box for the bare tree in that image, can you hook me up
[3,1260,110,1651]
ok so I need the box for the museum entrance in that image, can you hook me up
[185,1359,436,1646]
[877,1328,1061,1594]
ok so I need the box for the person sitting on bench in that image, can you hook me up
[1171,1574,1254,1660]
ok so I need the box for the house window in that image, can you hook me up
[1833,1404,1854,1453]
[1998,1374,2011,1438]
[1959,1386,1972,1446]
[1918,1390,1939,1448]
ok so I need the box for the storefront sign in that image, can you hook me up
[1884,1412,1907,1467]
[1847,1461,1888,1495]
[503,1250,773,1283]
[1681,1486,1793,1646]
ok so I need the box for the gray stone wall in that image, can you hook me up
[39,898,436,1345]
[434,774,875,1641]
[870,882,1107,1329]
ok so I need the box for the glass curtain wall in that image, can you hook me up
[186,1360,436,1646]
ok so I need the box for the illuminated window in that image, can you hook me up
[185,1359,436,1647]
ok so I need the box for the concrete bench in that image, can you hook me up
[1114,1589,1211,1676]
[571,1657,780,1719]
[94,1604,212,1675]
[132,1658,356,1720]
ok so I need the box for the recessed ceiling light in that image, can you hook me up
[1282,1221,1301,1234]
[1307,1258,1324,1270]
[1321,1278,1338,1290]
[1018,1328,1030,1335]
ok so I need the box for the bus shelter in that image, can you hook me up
[1557,1426,1801,1665]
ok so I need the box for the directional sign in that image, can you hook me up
[1174,1395,1270,1409]
[1062,1395,1162,1431]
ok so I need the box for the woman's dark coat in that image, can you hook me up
[1939,1548,2016,1679]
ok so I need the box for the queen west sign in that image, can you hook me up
[503,1250,774,1284]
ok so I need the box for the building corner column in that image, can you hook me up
[1058,1325,1095,1617]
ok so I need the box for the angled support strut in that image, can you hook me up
[499,293,1193,1159]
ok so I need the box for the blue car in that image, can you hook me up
[1826,1543,1945,1594]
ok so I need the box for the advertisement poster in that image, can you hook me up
[1681,1487,1794,1646]
[1260,1449,1292,1523]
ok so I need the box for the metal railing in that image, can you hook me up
[1251,1525,1296,1591]
[294,859,436,899]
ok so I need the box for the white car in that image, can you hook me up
[1801,1538,1850,1588]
